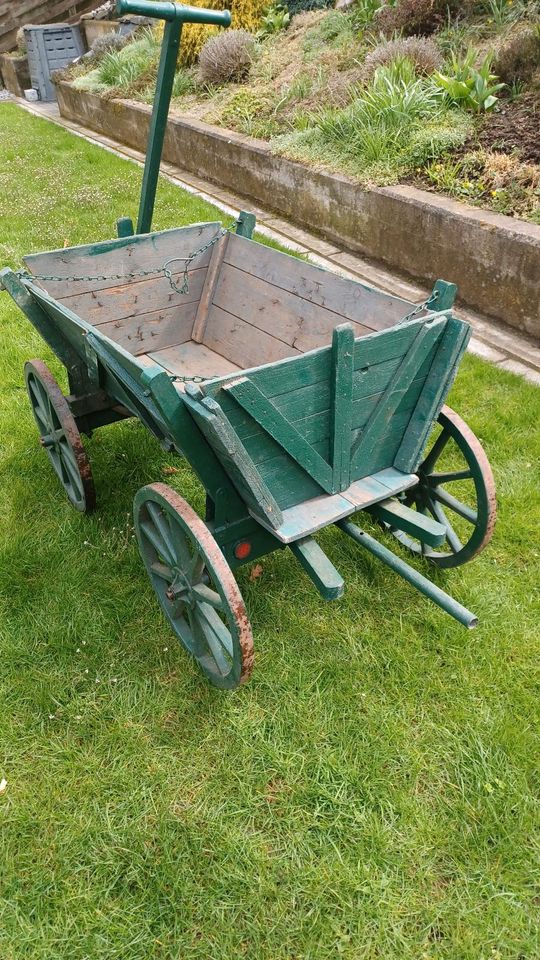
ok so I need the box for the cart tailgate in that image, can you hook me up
[187,313,470,526]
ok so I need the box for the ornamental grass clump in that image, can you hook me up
[198,29,256,85]
[375,0,461,37]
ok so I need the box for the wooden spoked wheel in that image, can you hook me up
[390,405,496,568]
[24,359,96,513]
[134,483,254,689]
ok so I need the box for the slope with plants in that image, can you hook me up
[64,0,540,223]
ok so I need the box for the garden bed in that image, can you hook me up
[56,79,540,338]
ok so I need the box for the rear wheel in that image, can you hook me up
[134,483,254,689]
[390,405,496,568]
[25,359,95,513]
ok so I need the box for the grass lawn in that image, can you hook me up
[0,102,539,960]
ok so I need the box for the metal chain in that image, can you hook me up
[398,289,440,325]
[16,221,239,297]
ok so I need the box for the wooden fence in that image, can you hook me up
[0,0,97,53]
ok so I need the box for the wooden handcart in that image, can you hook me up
[0,0,496,688]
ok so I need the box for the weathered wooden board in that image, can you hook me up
[209,262,373,353]
[57,266,207,326]
[254,467,417,542]
[148,341,241,380]
[224,234,412,331]
[202,305,302,368]
[96,302,198,356]
[24,222,221,298]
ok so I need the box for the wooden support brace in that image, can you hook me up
[290,536,344,600]
[191,233,229,344]
[224,376,334,493]
[367,497,446,547]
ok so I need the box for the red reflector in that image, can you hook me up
[234,541,252,560]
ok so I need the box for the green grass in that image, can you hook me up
[0,102,539,960]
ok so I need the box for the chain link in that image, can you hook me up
[397,289,440,325]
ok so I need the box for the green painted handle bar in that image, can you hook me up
[116,0,231,27]
[115,0,231,234]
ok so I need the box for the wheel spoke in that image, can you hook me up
[427,497,462,553]
[140,520,175,566]
[189,551,206,584]
[150,561,174,582]
[58,441,82,490]
[194,607,232,674]
[146,501,179,563]
[427,468,472,484]
[197,602,234,657]
[422,427,451,473]
[192,583,224,611]
[29,381,50,426]
[431,486,477,525]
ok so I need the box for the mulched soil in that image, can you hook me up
[475,88,540,164]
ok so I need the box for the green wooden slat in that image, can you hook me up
[350,318,444,477]
[184,394,284,529]
[330,324,354,492]
[290,537,344,600]
[394,316,470,473]
[224,377,334,494]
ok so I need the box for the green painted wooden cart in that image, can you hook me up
[1,0,496,688]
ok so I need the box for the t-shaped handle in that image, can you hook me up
[116,0,231,27]
[116,0,231,234]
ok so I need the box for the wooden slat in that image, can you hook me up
[203,305,301,368]
[192,233,229,343]
[224,233,412,331]
[57,266,207,326]
[24,222,221,298]
[330,324,354,491]
[395,316,470,472]
[184,395,283,529]
[96,302,197,356]
[350,319,444,475]
[210,262,373,352]
[224,376,334,493]
[148,341,242,380]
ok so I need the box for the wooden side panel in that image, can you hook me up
[96,302,198,356]
[57,266,207,326]
[24,222,221,298]
[202,304,301,368]
[223,233,413,331]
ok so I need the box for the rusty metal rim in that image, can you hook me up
[134,482,254,689]
[24,359,96,514]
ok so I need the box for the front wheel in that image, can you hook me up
[134,483,254,689]
[390,405,496,568]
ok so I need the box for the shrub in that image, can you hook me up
[362,36,443,80]
[375,0,461,37]
[198,29,256,85]
[285,0,333,17]
[493,26,540,85]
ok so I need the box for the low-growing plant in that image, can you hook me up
[434,50,505,112]
[425,149,540,221]
[375,0,461,37]
[172,68,195,97]
[257,3,291,36]
[198,29,256,85]
[91,28,161,91]
[348,0,384,28]
[362,36,443,81]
